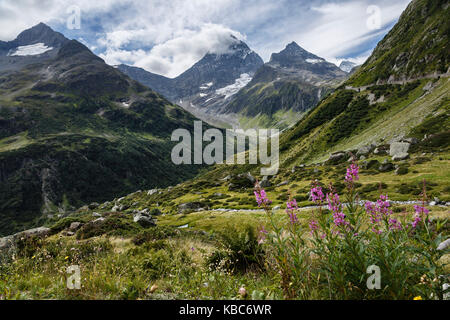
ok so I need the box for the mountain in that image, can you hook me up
[221,42,348,129]
[0,22,69,73]
[118,36,264,127]
[0,23,207,236]
[278,0,449,165]
[348,0,449,86]
[339,60,357,73]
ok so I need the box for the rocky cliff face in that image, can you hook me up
[118,36,264,127]
[221,42,348,129]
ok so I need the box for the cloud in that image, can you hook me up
[0,0,412,75]
[99,23,244,78]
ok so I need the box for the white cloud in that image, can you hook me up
[0,0,413,76]
[99,24,244,78]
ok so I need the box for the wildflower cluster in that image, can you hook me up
[364,194,401,233]
[254,187,271,207]
[345,162,359,184]
[286,198,299,225]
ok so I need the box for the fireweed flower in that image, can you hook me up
[254,189,272,207]
[286,199,299,225]
[365,194,397,233]
[326,192,348,227]
[310,186,324,203]
[411,205,429,229]
[345,163,359,183]
[309,220,319,235]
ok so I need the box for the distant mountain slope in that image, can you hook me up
[118,37,264,128]
[0,24,207,236]
[222,42,348,129]
[339,61,357,73]
[349,0,449,86]
[278,0,450,165]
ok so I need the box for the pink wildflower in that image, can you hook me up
[254,189,272,207]
[345,163,359,183]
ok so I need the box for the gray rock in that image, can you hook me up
[392,153,409,161]
[402,137,419,145]
[245,172,256,184]
[133,214,156,228]
[359,155,366,160]
[19,227,51,238]
[379,162,394,172]
[147,189,158,196]
[88,202,99,210]
[178,202,204,214]
[272,205,281,211]
[69,222,82,231]
[260,176,271,188]
[277,181,289,187]
[429,201,437,206]
[92,212,102,217]
[327,152,346,164]
[92,217,105,224]
[356,144,375,156]
[390,142,410,160]
[437,239,450,251]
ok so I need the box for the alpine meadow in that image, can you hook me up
[0,0,449,304]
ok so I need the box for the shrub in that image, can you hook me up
[254,162,449,300]
[132,226,178,245]
[76,216,140,240]
[206,225,265,274]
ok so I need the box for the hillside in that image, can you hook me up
[0,24,207,236]
[118,37,264,128]
[223,42,347,129]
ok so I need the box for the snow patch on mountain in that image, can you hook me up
[215,73,251,99]
[8,43,53,56]
[306,58,323,64]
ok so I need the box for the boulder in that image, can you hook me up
[401,137,419,145]
[392,153,410,161]
[277,181,289,187]
[260,176,272,188]
[178,202,204,214]
[390,142,410,160]
[19,227,51,238]
[92,217,105,224]
[356,144,375,156]
[327,152,347,164]
[88,202,99,210]
[133,214,156,228]
[245,172,256,184]
[69,222,82,231]
[437,239,450,251]
[379,162,394,172]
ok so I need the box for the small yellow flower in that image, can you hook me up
[64,256,69,260]
[413,296,422,300]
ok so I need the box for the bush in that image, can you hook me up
[76,216,140,240]
[254,162,449,300]
[132,226,178,245]
[207,225,265,274]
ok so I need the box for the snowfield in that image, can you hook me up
[215,73,251,99]
[8,43,53,56]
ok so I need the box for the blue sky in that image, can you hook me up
[0,0,412,78]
